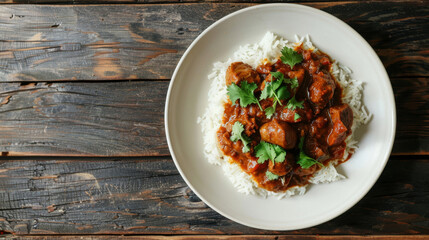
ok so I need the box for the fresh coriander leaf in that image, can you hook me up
[272,144,286,163]
[238,81,261,109]
[274,151,286,163]
[286,96,304,111]
[290,77,299,89]
[242,142,250,153]
[227,81,262,110]
[255,141,274,164]
[260,79,282,100]
[272,144,285,155]
[266,171,279,181]
[283,77,299,90]
[255,141,286,164]
[294,113,301,121]
[280,47,303,69]
[260,83,271,100]
[230,121,244,142]
[297,137,323,169]
[297,152,321,169]
[230,122,251,153]
[271,71,295,92]
[270,71,284,81]
[271,78,283,90]
[298,135,305,149]
[277,86,290,100]
[264,102,277,119]
[262,72,293,119]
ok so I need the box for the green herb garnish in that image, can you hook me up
[230,122,251,153]
[284,77,299,89]
[286,95,304,111]
[255,141,286,164]
[280,46,303,69]
[227,81,262,110]
[263,104,277,120]
[266,171,279,181]
[271,72,299,90]
[297,137,323,169]
[260,72,291,118]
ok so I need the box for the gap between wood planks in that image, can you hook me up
[0,2,426,81]
[0,155,428,161]
[1,234,429,239]
[0,157,427,235]
[3,74,428,84]
[0,0,425,4]
[0,77,426,156]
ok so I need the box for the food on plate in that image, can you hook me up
[198,32,370,198]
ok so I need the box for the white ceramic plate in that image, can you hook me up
[165,4,396,230]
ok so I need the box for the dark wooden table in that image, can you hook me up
[0,0,427,239]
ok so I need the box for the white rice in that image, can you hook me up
[197,32,371,199]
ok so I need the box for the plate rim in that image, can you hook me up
[165,3,396,230]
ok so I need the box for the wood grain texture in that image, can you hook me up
[4,235,429,239]
[0,78,426,156]
[0,157,428,235]
[0,2,427,82]
[0,0,367,4]
[0,81,168,156]
[0,0,423,6]
[392,77,429,155]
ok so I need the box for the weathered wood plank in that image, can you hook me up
[0,81,168,156]
[0,0,384,4]
[0,2,427,82]
[0,0,423,6]
[5,235,429,240]
[0,157,428,235]
[0,77,426,156]
[393,77,429,155]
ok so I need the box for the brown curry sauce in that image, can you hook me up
[217,46,354,192]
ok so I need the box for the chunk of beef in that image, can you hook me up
[287,68,305,86]
[246,155,266,173]
[328,104,353,146]
[309,115,329,139]
[294,164,319,176]
[268,153,295,176]
[279,101,313,123]
[256,62,272,75]
[320,56,331,66]
[226,62,261,86]
[309,71,335,114]
[259,119,297,149]
[223,104,258,137]
[273,59,292,73]
[305,137,330,162]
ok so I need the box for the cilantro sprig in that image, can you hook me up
[227,81,262,110]
[286,95,304,111]
[255,141,286,164]
[297,137,323,169]
[280,47,303,69]
[260,75,289,104]
[255,141,286,181]
[284,77,299,89]
[230,122,251,153]
[260,72,293,119]
[271,72,299,90]
[294,113,301,121]
[266,171,279,181]
[260,72,299,119]
[279,69,303,120]
[265,71,302,119]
